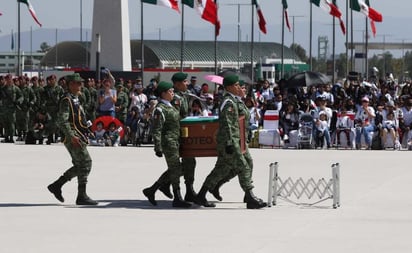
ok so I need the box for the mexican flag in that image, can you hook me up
[311,0,345,34]
[253,0,267,34]
[17,0,42,27]
[282,0,291,32]
[141,0,180,13]
[182,0,220,35]
[350,0,382,22]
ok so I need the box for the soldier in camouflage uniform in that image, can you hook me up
[0,74,24,143]
[155,72,199,202]
[15,76,36,141]
[47,73,98,206]
[196,75,266,209]
[41,75,65,144]
[142,81,191,208]
[85,78,98,122]
[115,83,129,124]
[0,75,5,138]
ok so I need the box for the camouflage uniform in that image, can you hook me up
[41,78,65,143]
[86,85,98,122]
[1,77,23,142]
[16,80,36,140]
[115,85,129,124]
[152,101,183,187]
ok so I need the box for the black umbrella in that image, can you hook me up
[287,71,330,88]
[218,70,252,84]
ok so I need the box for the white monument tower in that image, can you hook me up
[90,0,131,72]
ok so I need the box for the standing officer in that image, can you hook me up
[1,74,23,143]
[0,75,5,138]
[47,73,98,206]
[115,82,129,124]
[16,76,36,141]
[85,78,98,122]
[196,75,267,209]
[142,81,191,208]
[41,74,65,144]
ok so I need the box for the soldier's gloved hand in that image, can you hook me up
[225,145,234,154]
[155,151,163,157]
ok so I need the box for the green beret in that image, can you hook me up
[171,72,188,82]
[156,81,173,95]
[239,80,246,87]
[223,75,239,87]
[66,73,84,83]
[115,82,124,88]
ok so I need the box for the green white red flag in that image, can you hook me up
[253,0,267,34]
[182,0,220,36]
[142,0,180,13]
[311,0,345,35]
[17,0,42,27]
[350,0,382,37]
[282,0,291,32]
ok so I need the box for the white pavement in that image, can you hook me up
[1,143,411,253]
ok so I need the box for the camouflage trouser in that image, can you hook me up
[3,110,16,138]
[157,145,183,187]
[62,140,92,185]
[182,157,196,184]
[203,145,253,192]
[47,109,59,135]
[16,109,29,133]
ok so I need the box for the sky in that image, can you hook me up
[1,0,412,54]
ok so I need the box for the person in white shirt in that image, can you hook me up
[129,84,148,113]
[354,96,376,149]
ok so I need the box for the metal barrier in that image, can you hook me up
[268,162,341,208]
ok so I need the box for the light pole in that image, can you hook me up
[290,15,304,74]
[376,34,391,77]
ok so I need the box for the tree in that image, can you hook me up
[39,42,51,53]
[290,43,308,62]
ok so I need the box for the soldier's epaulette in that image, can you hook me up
[220,98,234,112]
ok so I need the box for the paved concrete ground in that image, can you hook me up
[1,143,411,253]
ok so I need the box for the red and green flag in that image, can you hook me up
[311,0,345,34]
[253,0,267,34]
[17,0,42,27]
[350,0,382,37]
[282,0,291,32]
[182,0,220,35]
[142,0,180,13]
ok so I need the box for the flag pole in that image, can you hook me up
[309,0,313,71]
[141,1,145,84]
[180,4,185,72]
[332,14,336,84]
[350,2,354,72]
[365,17,368,80]
[281,5,285,79]
[250,1,255,84]
[345,0,349,77]
[17,1,21,76]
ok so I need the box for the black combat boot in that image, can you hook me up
[158,182,173,199]
[172,186,192,208]
[184,182,197,202]
[194,186,216,207]
[244,190,267,209]
[142,182,161,206]
[209,180,226,201]
[47,176,69,202]
[76,183,98,205]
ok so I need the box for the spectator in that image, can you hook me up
[354,96,376,149]
[98,78,117,117]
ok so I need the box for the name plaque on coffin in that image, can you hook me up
[180,116,246,157]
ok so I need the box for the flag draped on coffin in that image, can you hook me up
[142,0,180,12]
[282,0,291,32]
[311,0,345,34]
[350,0,382,37]
[182,0,220,35]
[17,0,42,27]
[252,0,267,34]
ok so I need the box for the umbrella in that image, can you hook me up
[287,71,330,88]
[204,74,223,85]
[92,116,124,138]
[218,70,252,84]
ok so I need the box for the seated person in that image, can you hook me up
[105,122,121,147]
[335,108,353,146]
[314,111,329,148]
[279,103,300,143]
[25,112,50,145]
[89,121,107,146]
[354,96,376,149]
[381,111,399,148]
[189,99,209,117]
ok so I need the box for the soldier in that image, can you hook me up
[0,75,5,138]
[196,75,267,209]
[115,82,129,124]
[41,74,65,144]
[47,73,98,206]
[85,78,98,122]
[1,74,23,143]
[15,76,36,141]
[142,81,191,208]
